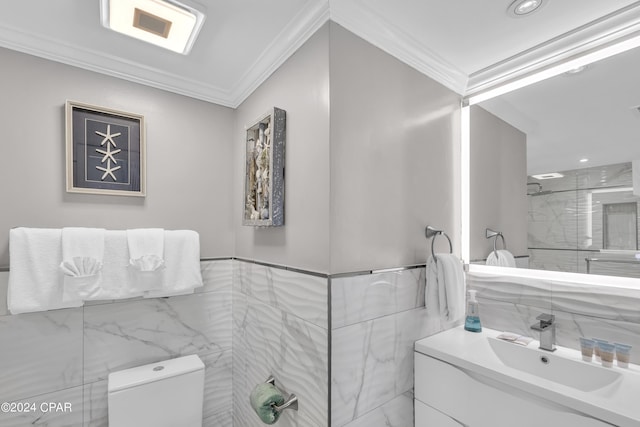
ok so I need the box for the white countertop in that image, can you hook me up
[415,326,640,427]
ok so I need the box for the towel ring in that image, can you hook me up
[485,228,506,256]
[425,226,453,263]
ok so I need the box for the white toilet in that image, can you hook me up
[108,354,205,427]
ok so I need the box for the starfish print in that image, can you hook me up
[95,124,121,148]
[95,143,122,164]
[96,158,122,181]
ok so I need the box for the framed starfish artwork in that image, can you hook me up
[65,101,146,196]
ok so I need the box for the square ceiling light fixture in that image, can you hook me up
[100,0,206,54]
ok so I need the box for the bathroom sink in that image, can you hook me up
[487,336,622,392]
[415,326,640,427]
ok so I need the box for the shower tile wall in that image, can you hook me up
[528,162,640,276]
[0,259,233,427]
[467,269,640,365]
[330,267,441,427]
[232,260,329,427]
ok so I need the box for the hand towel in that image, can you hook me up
[126,228,165,271]
[486,249,516,268]
[127,228,166,292]
[60,227,105,302]
[425,253,465,323]
[144,230,203,298]
[8,228,83,314]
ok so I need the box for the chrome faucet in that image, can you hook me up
[530,313,556,352]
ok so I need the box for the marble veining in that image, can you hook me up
[466,268,552,310]
[198,259,234,294]
[469,268,640,365]
[331,307,438,427]
[84,290,232,383]
[0,308,83,402]
[83,380,108,427]
[82,349,232,426]
[342,391,414,427]
[528,249,587,273]
[236,260,327,328]
[528,162,640,274]
[331,267,424,328]
[330,266,445,427]
[0,259,235,426]
[0,384,83,427]
[233,286,328,427]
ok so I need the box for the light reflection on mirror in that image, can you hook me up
[470,44,640,279]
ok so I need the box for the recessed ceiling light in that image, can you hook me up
[531,172,564,180]
[507,0,546,18]
[100,0,206,54]
[580,158,589,163]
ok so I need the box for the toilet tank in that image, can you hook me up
[108,354,205,427]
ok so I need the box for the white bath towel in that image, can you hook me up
[60,227,105,302]
[144,230,203,298]
[8,228,83,314]
[486,249,516,268]
[425,253,465,323]
[88,230,145,300]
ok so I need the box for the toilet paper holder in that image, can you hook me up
[265,376,299,412]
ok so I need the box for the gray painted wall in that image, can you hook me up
[1,22,461,275]
[233,24,332,273]
[329,23,461,273]
[470,105,527,261]
[234,23,461,274]
[0,47,235,267]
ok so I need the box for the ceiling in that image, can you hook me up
[481,44,640,175]
[1,1,640,172]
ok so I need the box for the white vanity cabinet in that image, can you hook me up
[414,352,612,427]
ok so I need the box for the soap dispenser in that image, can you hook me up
[464,290,482,332]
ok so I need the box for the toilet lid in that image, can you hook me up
[108,354,204,392]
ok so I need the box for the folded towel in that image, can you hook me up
[144,230,203,298]
[8,228,83,314]
[126,228,165,293]
[486,249,516,267]
[60,227,105,302]
[126,228,165,271]
[425,253,466,323]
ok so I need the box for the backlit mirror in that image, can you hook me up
[469,44,640,279]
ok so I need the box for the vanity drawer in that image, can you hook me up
[414,353,611,427]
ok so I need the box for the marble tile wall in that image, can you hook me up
[0,259,233,426]
[232,260,329,427]
[467,268,640,365]
[528,162,640,274]
[330,267,442,427]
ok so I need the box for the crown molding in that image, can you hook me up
[0,22,236,107]
[466,2,640,98]
[4,2,639,108]
[328,0,468,95]
[0,1,331,108]
[227,0,331,107]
